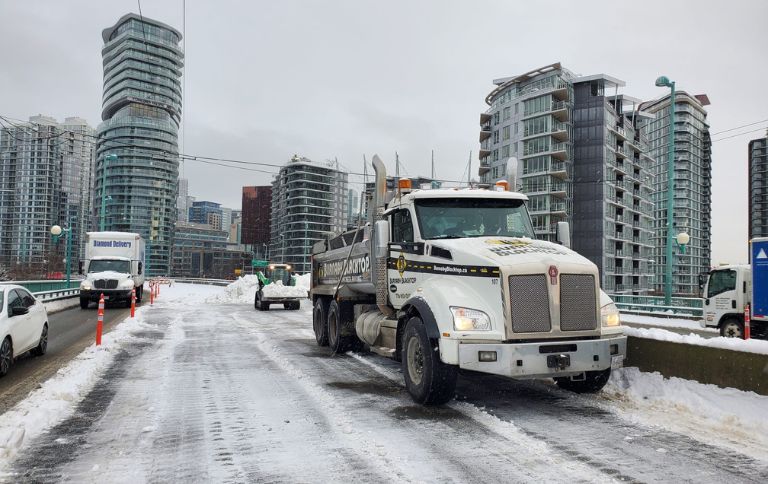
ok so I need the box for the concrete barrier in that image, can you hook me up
[625,336,768,396]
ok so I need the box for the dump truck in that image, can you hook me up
[253,261,302,311]
[310,155,626,405]
[701,237,768,339]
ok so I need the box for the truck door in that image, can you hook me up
[388,208,422,309]
[703,269,738,326]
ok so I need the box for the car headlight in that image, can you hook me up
[601,302,621,327]
[119,280,134,289]
[450,306,491,331]
[81,282,92,291]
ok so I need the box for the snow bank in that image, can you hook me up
[622,313,717,334]
[206,273,309,304]
[623,326,768,355]
[604,367,768,459]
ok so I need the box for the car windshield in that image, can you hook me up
[415,198,535,240]
[89,260,131,273]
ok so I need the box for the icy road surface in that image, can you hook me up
[2,283,767,483]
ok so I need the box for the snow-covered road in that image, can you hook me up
[2,283,767,483]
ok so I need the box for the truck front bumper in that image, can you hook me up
[457,336,627,379]
[81,289,133,303]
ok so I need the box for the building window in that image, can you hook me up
[502,145,510,158]
[503,106,511,120]
[502,126,510,141]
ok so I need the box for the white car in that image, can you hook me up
[0,285,49,376]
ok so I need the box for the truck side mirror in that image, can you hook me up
[374,220,389,259]
[138,262,143,275]
[78,261,84,275]
[556,222,571,249]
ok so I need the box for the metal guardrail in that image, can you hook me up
[611,294,704,318]
[172,278,232,287]
[0,279,82,292]
[33,288,81,302]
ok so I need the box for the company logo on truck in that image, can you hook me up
[318,255,370,284]
[484,239,566,257]
[93,240,132,248]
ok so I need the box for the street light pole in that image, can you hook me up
[50,216,74,288]
[655,76,676,306]
[100,154,117,231]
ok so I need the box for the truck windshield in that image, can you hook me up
[89,260,131,273]
[415,198,535,240]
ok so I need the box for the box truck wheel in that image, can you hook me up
[719,317,743,338]
[401,316,457,405]
[313,298,330,347]
[136,285,143,303]
[80,297,89,309]
[555,369,611,393]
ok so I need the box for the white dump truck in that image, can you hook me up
[79,232,146,309]
[701,237,768,339]
[310,155,626,405]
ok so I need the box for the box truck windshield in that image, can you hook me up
[90,260,131,273]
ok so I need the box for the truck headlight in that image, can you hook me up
[81,282,92,291]
[601,302,621,327]
[450,307,491,331]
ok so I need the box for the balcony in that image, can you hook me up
[479,125,491,142]
[550,142,571,160]
[480,113,492,126]
[479,161,491,175]
[549,160,569,179]
[479,149,491,160]
[551,101,570,121]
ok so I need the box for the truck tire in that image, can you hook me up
[136,286,143,303]
[255,290,269,311]
[720,318,743,338]
[313,298,330,347]
[401,316,457,405]
[327,301,360,353]
[80,297,89,309]
[555,369,611,393]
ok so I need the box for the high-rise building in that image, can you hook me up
[229,209,242,246]
[241,186,272,258]
[270,156,348,273]
[478,63,655,293]
[177,177,189,223]
[749,132,768,240]
[220,207,233,238]
[0,115,95,274]
[347,188,359,224]
[95,13,184,276]
[638,92,712,296]
[189,201,222,228]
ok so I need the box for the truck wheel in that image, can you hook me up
[327,301,359,353]
[255,290,269,311]
[136,286,143,303]
[313,298,329,347]
[401,316,457,405]
[80,297,89,309]
[555,369,611,393]
[720,318,743,338]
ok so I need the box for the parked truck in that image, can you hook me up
[79,232,146,309]
[701,237,768,339]
[310,155,626,405]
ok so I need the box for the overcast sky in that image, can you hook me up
[1,0,766,264]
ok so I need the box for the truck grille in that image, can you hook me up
[94,279,118,289]
[560,274,598,331]
[508,275,551,333]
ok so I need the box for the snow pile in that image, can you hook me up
[0,307,151,461]
[604,367,768,459]
[624,326,768,355]
[206,273,310,303]
[205,275,260,304]
[622,313,717,333]
[262,281,308,299]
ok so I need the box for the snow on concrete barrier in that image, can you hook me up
[623,328,768,396]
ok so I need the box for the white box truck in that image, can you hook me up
[79,232,146,309]
[310,155,626,405]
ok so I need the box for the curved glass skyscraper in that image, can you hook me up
[95,13,183,275]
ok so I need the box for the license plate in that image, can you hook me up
[611,355,624,369]
[103,295,110,300]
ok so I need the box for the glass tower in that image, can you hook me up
[95,13,184,276]
[749,133,768,240]
[638,92,712,296]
